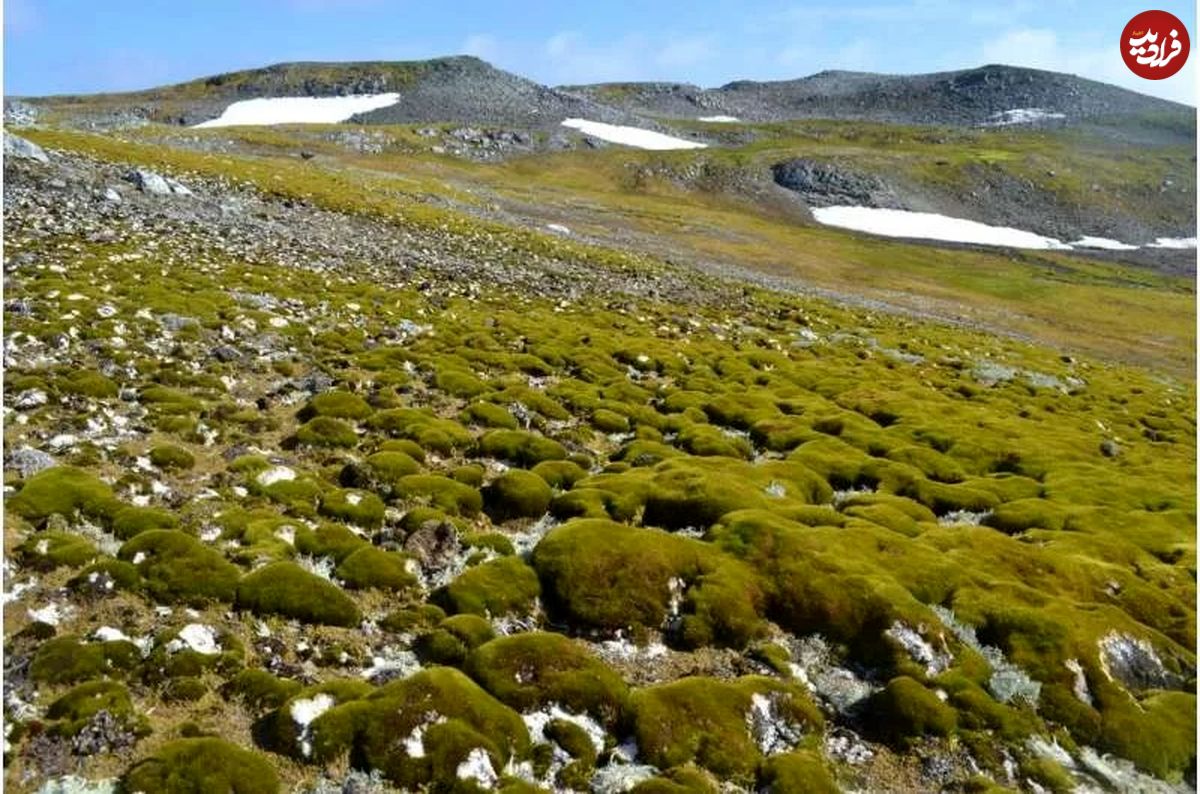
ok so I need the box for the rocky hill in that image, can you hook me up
[11,56,631,129]
[566,64,1194,138]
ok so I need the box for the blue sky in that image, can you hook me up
[4,0,1196,104]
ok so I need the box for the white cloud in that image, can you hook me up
[980,27,1196,105]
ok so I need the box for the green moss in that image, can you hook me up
[466,632,628,727]
[592,408,631,433]
[984,499,1067,534]
[864,676,957,746]
[463,531,516,556]
[436,367,489,397]
[414,629,469,666]
[379,438,427,461]
[236,561,362,626]
[451,464,486,487]
[479,429,568,467]
[119,530,240,604]
[293,522,367,562]
[395,475,483,516]
[149,443,196,470]
[485,470,553,521]
[7,466,123,524]
[30,635,138,684]
[295,416,359,448]
[111,506,179,539]
[1098,690,1196,781]
[47,680,147,736]
[439,556,541,617]
[302,390,373,420]
[68,559,141,594]
[758,750,839,793]
[530,460,588,489]
[1018,756,1074,794]
[60,369,119,399]
[441,614,497,648]
[16,531,97,570]
[533,519,765,647]
[319,488,386,528]
[369,409,474,454]
[307,667,529,789]
[631,676,822,779]
[463,401,520,429]
[121,738,280,794]
[221,668,303,711]
[381,603,447,633]
[164,676,209,703]
[336,546,416,591]
[140,385,203,413]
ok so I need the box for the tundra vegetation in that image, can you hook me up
[2,99,1194,793]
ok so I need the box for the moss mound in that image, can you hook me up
[466,632,628,726]
[758,751,839,793]
[484,469,553,521]
[295,416,359,448]
[533,519,765,647]
[8,466,123,524]
[236,562,361,626]
[302,390,373,420]
[305,667,529,789]
[319,488,386,528]
[439,556,541,617]
[336,546,417,591]
[630,676,822,779]
[119,530,240,605]
[479,429,568,467]
[149,443,196,471]
[863,676,958,746]
[121,738,280,794]
[395,474,483,516]
[17,531,98,570]
[111,506,179,540]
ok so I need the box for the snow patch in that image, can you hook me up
[698,115,740,122]
[456,747,498,788]
[291,693,336,758]
[984,108,1067,126]
[1070,236,1139,251]
[1147,236,1197,249]
[561,118,707,150]
[195,93,400,128]
[811,206,1073,250]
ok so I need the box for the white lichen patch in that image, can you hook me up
[167,623,221,655]
[885,621,952,676]
[256,465,296,487]
[746,692,806,755]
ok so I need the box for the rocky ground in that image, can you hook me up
[2,128,1196,794]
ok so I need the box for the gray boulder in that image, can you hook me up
[4,132,49,164]
[6,447,55,478]
[125,168,192,196]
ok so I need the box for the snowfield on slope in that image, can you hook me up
[811,206,1078,250]
[561,118,707,150]
[194,93,400,128]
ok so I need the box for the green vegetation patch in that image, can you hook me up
[236,562,362,626]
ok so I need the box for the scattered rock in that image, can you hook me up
[4,132,50,164]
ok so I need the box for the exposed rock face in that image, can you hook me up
[772,159,902,208]
[4,132,50,164]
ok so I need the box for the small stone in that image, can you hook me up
[1099,439,1121,458]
